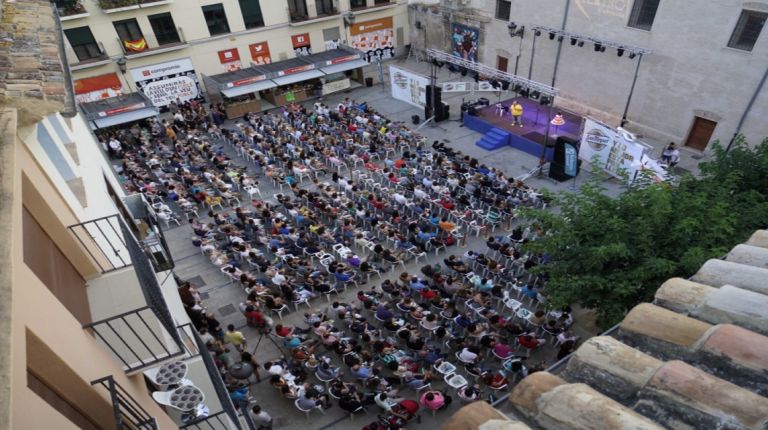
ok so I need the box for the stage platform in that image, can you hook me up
[464,97,583,160]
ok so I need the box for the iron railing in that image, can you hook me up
[92,375,158,430]
[68,214,131,273]
[119,27,187,56]
[181,411,233,430]
[83,306,185,373]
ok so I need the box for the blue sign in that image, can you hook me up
[564,143,578,177]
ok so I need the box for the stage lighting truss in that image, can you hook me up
[426,48,558,98]
[531,25,651,58]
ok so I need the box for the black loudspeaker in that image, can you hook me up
[549,136,581,182]
[425,85,442,108]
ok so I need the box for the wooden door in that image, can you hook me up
[685,117,717,151]
[496,55,508,72]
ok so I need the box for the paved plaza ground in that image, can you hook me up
[164,58,625,429]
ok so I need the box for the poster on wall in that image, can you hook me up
[249,41,272,65]
[130,58,203,108]
[451,23,479,62]
[74,73,123,104]
[350,17,395,63]
[292,33,312,56]
[579,118,652,182]
[218,48,242,72]
[389,65,429,108]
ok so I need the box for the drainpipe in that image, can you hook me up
[726,65,768,152]
[51,4,78,117]
[550,0,571,88]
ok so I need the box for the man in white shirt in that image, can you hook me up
[392,192,407,205]
[271,271,286,286]
[413,186,428,200]
[249,405,273,430]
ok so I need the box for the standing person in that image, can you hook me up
[224,324,247,352]
[661,142,680,168]
[249,405,273,430]
[511,100,524,127]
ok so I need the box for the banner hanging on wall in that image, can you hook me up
[74,73,123,103]
[130,58,203,108]
[249,41,272,65]
[451,23,479,62]
[292,33,312,56]
[218,48,242,72]
[351,17,395,63]
[389,65,429,108]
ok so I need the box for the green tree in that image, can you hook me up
[522,137,768,328]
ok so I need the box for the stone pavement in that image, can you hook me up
[163,74,601,430]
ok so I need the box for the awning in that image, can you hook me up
[272,69,325,86]
[320,59,368,75]
[92,107,158,129]
[221,80,277,98]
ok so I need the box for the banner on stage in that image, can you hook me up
[389,65,429,108]
[440,82,471,92]
[564,143,578,177]
[580,118,657,182]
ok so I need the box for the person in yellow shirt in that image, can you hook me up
[511,101,524,127]
[224,324,247,352]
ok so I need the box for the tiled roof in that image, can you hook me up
[444,229,768,429]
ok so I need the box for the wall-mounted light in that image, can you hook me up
[116,57,127,74]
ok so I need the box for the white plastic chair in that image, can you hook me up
[294,398,325,419]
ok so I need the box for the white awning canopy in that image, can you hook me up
[221,80,277,98]
[271,69,325,86]
[320,59,368,75]
[92,107,158,129]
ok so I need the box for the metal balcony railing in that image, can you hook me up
[83,306,186,373]
[119,28,187,56]
[69,214,131,274]
[92,375,158,430]
[54,0,88,16]
[315,0,338,16]
[288,0,309,21]
[98,0,170,11]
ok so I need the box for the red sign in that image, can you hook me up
[328,55,359,65]
[279,64,315,76]
[227,75,266,88]
[218,48,241,64]
[99,102,147,117]
[249,41,271,65]
[291,33,311,48]
[74,73,122,95]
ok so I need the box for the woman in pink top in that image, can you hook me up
[492,342,515,359]
[419,390,445,411]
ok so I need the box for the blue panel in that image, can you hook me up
[37,123,76,180]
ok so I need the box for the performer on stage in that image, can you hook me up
[511,100,524,127]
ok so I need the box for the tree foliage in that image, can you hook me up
[522,136,768,329]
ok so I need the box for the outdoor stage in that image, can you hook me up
[463,97,584,160]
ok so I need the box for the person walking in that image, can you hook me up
[511,100,524,127]
[249,405,273,430]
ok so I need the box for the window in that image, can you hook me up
[63,27,102,61]
[316,0,336,15]
[288,0,308,20]
[113,18,143,44]
[627,0,660,30]
[239,0,264,29]
[374,0,390,4]
[148,13,180,45]
[728,10,768,51]
[27,370,100,430]
[495,0,511,21]
[202,3,231,36]
[350,0,366,8]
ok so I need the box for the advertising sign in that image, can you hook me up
[292,33,312,56]
[74,73,123,103]
[451,23,479,62]
[564,143,578,177]
[351,17,394,63]
[389,65,429,108]
[249,41,272,65]
[130,58,203,107]
[218,48,242,72]
[580,118,649,181]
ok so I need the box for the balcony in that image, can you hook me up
[98,0,174,13]
[64,41,111,72]
[92,375,159,430]
[315,0,339,17]
[54,0,90,20]
[289,0,341,25]
[119,28,188,59]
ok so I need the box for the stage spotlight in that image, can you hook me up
[628,52,637,59]
[513,84,523,93]
[489,79,500,89]
[448,64,459,73]
[577,40,584,47]
[530,90,541,100]
[501,80,510,91]
[557,35,564,42]
[594,43,601,52]
[473,72,480,83]
[570,37,577,46]
[461,67,468,76]
[539,96,551,106]
[600,46,606,52]
[534,29,542,36]
[432,59,444,68]
[520,88,530,98]
[617,48,624,57]
[549,32,556,40]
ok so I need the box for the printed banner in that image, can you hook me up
[389,65,429,108]
[218,48,242,72]
[350,17,394,63]
[129,58,203,108]
[564,143,578,177]
[74,73,123,103]
[292,33,312,56]
[580,118,648,182]
[249,41,272,65]
[451,23,479,62]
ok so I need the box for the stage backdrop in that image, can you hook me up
[130,58,203,107]
[389,65,429,108]
[351,17,395,63]
[451,23,479,62]
[580,118,665,182]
